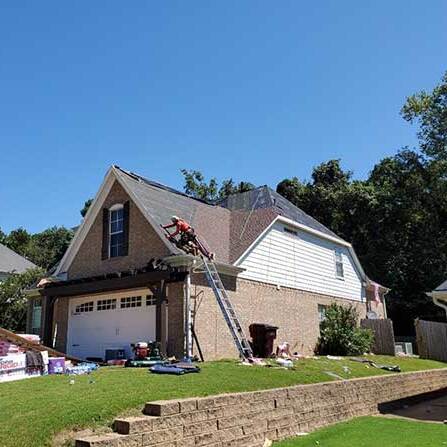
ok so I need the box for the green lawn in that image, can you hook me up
[1,356,445,447]
[275,416,447,447]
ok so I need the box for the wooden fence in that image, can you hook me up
[415,319,447,362]
[360,318,395,355]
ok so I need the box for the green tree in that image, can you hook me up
[29,227,74,271]
[402,72,447,160]
[181,169,255,201]
[0,267,44,332]
[81,198,93,217]
[2,226,73,271]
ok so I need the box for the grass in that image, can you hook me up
[1,355,445,447]
[275,416,447,447]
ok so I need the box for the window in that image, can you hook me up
[120,296,142,309]
[335,249,344,279]
[97,299,116,311]
[318,304,328,323]
[31,298,42,335]
[75,301,94,313]
[146,295,157,306]
[284,227,298,236]
[109,205,124,258]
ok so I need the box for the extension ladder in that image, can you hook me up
[201,258,253,360]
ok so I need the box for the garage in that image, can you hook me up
[66,288,157,360]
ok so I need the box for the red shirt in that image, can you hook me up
[163,219,191,237]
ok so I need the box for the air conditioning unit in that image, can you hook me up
[395,342,413,356]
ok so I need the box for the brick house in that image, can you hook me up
[27,165,387,360]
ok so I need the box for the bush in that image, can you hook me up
[317,303,374,356]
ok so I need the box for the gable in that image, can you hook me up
[237,221,365,301]
[68,181,171,280]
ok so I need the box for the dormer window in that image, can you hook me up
[109,204,124,257]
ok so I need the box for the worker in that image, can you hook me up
[162,216,193,239]
[162,216,214,260]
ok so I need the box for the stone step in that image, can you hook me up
[114,416,158,435]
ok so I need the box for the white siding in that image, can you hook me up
[237,222,365,301]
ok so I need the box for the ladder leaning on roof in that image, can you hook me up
[201,257,253,360]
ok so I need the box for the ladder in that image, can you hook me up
[201,258,253,360]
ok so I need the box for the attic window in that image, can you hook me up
[284,227,298,236]
[335,249,344,279]
[109,204,124,258]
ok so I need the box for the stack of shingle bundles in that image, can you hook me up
[0,340,20,357]
[0,353,27,382]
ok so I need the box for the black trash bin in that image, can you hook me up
[249,323,278,358]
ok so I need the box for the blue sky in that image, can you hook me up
[1,1,446,233]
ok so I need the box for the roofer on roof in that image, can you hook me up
[162,216,214,260]
[162,216,192,239]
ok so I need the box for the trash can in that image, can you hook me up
[249,323,278,358]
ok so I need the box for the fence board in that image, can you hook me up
[361,318,395,355]
[415,319,447,362]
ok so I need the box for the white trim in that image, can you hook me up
[109,203,124,211]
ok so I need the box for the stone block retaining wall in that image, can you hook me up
[76,369,447,447]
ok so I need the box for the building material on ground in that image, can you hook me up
[0,327,84,365]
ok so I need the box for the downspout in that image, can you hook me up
[184,271,192,359]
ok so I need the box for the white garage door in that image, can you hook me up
[67,289,157,360]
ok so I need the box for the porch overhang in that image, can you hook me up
[39,269,185,298]
[426,291,447,317]
[161,254,245,277]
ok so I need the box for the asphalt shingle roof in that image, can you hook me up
[114,166,343,264]
[0,243,36,275]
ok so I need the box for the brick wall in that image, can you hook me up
[190,275,369,360]
[69,181,170,280]
[75,368,447,447]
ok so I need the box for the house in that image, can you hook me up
[427,280,447,317]
[0,243,36,282]
[27,166,388,360]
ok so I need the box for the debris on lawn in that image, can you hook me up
[350,357,401,372]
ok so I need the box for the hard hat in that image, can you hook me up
[171,215,179,222]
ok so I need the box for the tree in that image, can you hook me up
[81,198,93,217]
[0,267,44,332]
[29,227,74,271]
[2,226,73,271]
[402,72,447,160]
[181,169,255,201]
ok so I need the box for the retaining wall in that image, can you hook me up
[76,368,447,447]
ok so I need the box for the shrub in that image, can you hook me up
[317,303,374,356]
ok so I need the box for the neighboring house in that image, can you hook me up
[0,243,36,282]
[27,166,388,360]
[427,280,447,317]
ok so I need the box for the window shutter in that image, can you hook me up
[101,208,109,260]
[122,201,130,256]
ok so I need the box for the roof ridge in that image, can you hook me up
[114,165,215,206]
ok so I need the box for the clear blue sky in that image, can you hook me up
[1,1,446,233]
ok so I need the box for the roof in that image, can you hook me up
[114,167,344,264]
[434,279,447,292]
[0,243,36,275]
[56,165,362,276]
